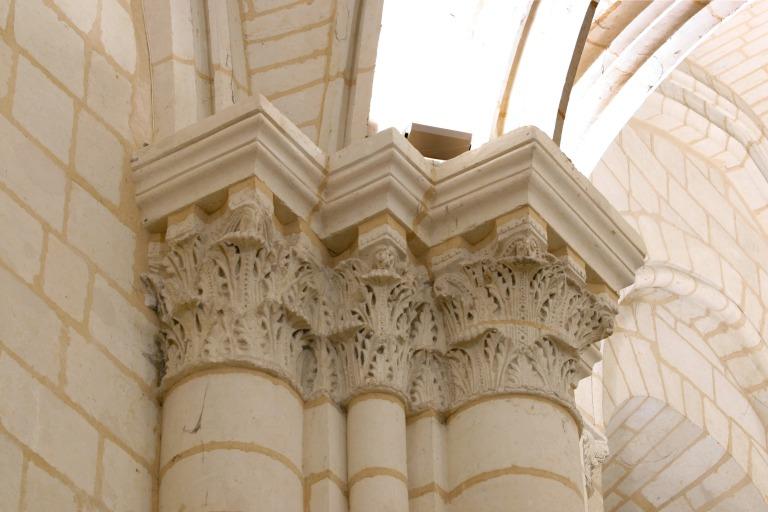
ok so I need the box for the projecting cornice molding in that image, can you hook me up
[132,94,645,292]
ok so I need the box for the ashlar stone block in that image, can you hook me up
[0,117,67,230]
[0,188,43,283]
[24,463,78,512]
[12,57,74,162]
[75,110,125,205]
[43,235,90,321]
[14,0,84,97]
[100,0,137,74]
[0,353,99,493]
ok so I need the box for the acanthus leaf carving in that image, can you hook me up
[433,231,615,410]
[144,200,328,390]
[145,205,617,416]
[330,245,429,401]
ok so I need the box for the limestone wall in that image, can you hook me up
[0,0,159,509]
[241,0,381,150]
[584,96,768,509]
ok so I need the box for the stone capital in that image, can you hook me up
[136,98,642,419]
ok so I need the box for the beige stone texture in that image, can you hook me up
[593,91,768,509]
[67,185,134,289]
[88,275,157,386]
[448,474,582,512]
[65,329,158,462]
[14,0,85,97]
[348,476,409,512]
[24,462,78,512]
[246,24,328,71]
[0,433,23,509]
[0,266,62,382]
[0,37,11,99]
[42,234,89,320]
[86,54,133,140]
[303,400,347,480]
[407,415,448,497]
[160,371,302,469]
[410,493,446,512]
[148,58,199,138]
[0,0,153,505]
[270,82,326,126]
[0,353,99,493]
[0,187,43,283]
[243,0,333,41]
[0,117,67,230]
[159,371,302,511]
[447,397,582,493]
[101,440,153,512]
[307,478,348,512]
[100,0,137,74]
[347,396,408,512]
[53,0,98,33]
[0,0,9,29]
[12,56,74,162]
[160,449,303,511]
[347,396,407,476]
[74,110,126,205]
[252,55,326,97]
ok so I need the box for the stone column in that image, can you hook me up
[332,236,427,512]
[431,213,615,512]
[347,393,408,512]
[144,181,328,512]
[144,180,618,512]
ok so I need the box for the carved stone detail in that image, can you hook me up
[434,235,614,350]
[408,349,450,412]
[330,245,429,401]
[145,203,616,414]
[582,430,610,496]
[144,199,330,390]
[433,232,616,409]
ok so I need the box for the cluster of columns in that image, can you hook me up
[144,179,617,512]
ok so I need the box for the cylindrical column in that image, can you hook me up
[303,397,348,512]
[446,395,584,512]
[407,411,448,512]
[158,369,304,512]
[347,393,409,512]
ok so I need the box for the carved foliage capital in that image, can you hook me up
[145,208,617,415]
[331,245,430,400]
[144,200,330,389]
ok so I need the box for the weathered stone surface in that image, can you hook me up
[0,433,22,509]
[86,54,132,140]
[0,266,61,381]
[24,462,78,512]
[43,235,89,320]
[14,0,85,97]
[89,275,157,387]
[13,57,74,162]
[65,329,158,462]
[102,440,153,512]
[0,188,43,283]
[0,117,67,230]
[100,0,137,74]
[74,111,125,205]
[0,353,99,493]
[52,0,98,32]
[67,184,135,289]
